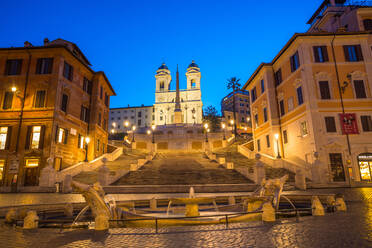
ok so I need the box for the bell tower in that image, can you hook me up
[186,60,201,89]
[155,63,171,92]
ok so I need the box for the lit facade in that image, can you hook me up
[0,38,115,187]
[243,1,372,183]
[154,62,203,125]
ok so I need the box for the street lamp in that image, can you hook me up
[11,86,17,93]
[274,133,281,159]
[124,121,129,131]
[132,125,136,142]
[151,125,156,143]
[84,137,90,162]
[222,123,226,140]
[204,123,209,142]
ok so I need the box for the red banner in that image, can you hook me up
[339,113,359,135]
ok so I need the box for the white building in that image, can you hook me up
[154,61,203,125]
[109,105,154,132]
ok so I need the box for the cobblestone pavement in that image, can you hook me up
[0,188,372,247]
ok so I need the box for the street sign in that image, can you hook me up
[8,156,19,174]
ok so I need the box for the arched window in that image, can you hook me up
[191,79,196,88]
[363,19,372,31]
[160,82,164,91]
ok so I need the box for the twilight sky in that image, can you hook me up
[0,0,323,112]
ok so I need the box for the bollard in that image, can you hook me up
[23,211,39,229]
[311,196,325,216]
[335,194,347,212]
[150,198,157,210]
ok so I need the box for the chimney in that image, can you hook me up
[24,41,33,47]
[43,38,49,45]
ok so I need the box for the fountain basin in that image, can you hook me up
[171,197,216,217]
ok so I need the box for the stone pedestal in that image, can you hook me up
[62,175,73,193]
[228,196,236,205]
[255,160,266,185]
[295,169,306,190]
[150,198,157,210]
[39,158,56,187]
[185,203,200,217]
[5,208,16,223]
[95,214,109,231]
[23,211,39,229]
[335,195,347,211]
[311,159,322,184]
[98,165,110,186]
[218,157,226,165]
[311,196,325,216]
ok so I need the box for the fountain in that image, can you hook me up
[169,187,217,217]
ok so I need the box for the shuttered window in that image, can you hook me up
[3,92,13,110]
[283,130,288,144]
[279,100,285,116]
[354,80,367,98]
[290,51,300,72]
[81,106,90,122]
[325,117,337,133]
[5,59,22,75]
[266,135,270,148]
[313,46,329,63]
[34,90,46,108]
[257,139,261,152]
[36,58,53,74]
[25,125,45,150]
[61,94,68,112]
[363,19,372,31]
[361,116,372,132]
[275,69,282,86]
[83,77,92,95]
[297,86,304,105]
[343,45,363,62]
[263,108,268,122]
[251,87,257,102]
[63,62,73,80]
[319,81,331,99]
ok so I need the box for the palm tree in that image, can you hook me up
[227,77,241,137]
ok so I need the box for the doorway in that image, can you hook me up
[329,153,346,182]
[24,158,39,186]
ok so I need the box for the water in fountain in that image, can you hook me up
[166,200,173,216]
[189,187,195,199]
[72,205,89,225]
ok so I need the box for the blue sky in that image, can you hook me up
[0,0,323,112]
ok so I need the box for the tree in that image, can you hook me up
[203,105,221,132]
[227,77,241,137]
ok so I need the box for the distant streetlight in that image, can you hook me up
[132,125,136,142]
[222,123,226,140]
[84,137,91,162]
[111,129,115,134]
[151,125,156,143]
[11,86,17,92]
[274,133,281,159]
[204,123,209,142]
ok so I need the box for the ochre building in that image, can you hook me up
[243,0,372,183]
[0,38,115,187]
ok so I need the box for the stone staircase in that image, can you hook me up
[113,152,253,185]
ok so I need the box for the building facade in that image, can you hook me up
[243,0,372,183]
[154,61,203,125]
[0,38,115,187]
[221,90,251,132]
[109,105,154,132]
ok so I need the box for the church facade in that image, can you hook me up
[154,61,203,126]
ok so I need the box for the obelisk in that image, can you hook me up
[174,65,183,124]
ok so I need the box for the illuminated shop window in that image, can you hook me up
[0,160,4,181]
[58,128,65,143]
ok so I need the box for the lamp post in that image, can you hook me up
[151,125,156,143]
[124,121,129,131]
[204,123,209,142]
[222,123,226,140]
[84,137,90,162]
[274,133,281,159]
[131,125,136,142]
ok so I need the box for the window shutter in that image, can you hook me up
[5,126,12,150]
[313,47,320,62]
[343,46,350,61]
[35,58,42,74]
[4,60,10,75]
[290,56,294,72]
[88,81,93,95]
[16,60,22,75]
[356,45,363,61]
[55,125,59,142]
[69,66,74,81]
[39,125,45,149]
[322,46,329,62]
[78,134,81,148]
[25,126,32,149]
[48,58,54,74]
[64,129,69,144]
